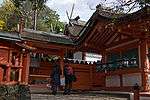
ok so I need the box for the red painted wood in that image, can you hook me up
[0,67,3,82]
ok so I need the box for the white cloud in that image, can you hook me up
[47,0,76,6]
[46,0,100,22]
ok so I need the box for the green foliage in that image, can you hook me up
[0,0,19,31]
[0,84,31,100]
[42,7,64,33]
[0,20,5,30]
[29,0,48,10]
[0,0,64,32]
[10,0,64,33]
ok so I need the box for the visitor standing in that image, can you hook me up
[63,64,75,95]
[50,60,61,95]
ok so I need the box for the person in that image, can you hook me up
[50,60,61,95]
[63,64,74,95]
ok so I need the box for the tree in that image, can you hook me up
[114,0,150,13]
[11,0,64,32]
[12,0,48,30]
[43,7,64,33]
[0,20,5,30]
[89,0,149,14]
[29,0,48,30]
[0,0,19,31]
[0,0,64,33]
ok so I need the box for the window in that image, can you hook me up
[107,48,139,68]
[122,48,138,67]
[107,52,120,68]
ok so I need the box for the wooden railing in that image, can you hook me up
[96,58,138,72]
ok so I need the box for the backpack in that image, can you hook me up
[71,74,77,82]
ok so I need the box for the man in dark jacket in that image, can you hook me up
[50,61,61,95]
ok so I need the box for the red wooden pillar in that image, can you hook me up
[101,51,107,63]
[90,64,94,90]
[60,50,64,76]
[101,51,107,87]
[140,40,149,91]
[0,67,3,82]
[6,67,10,81]
[5,49,12,82]
[18,54,23,82]
[22,53,30,84]
[134,90,140,100]
[120,74,123,88]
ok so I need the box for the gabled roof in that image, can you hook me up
[77,6,149,43]
[75,6,150,52]
[64,18,86,38]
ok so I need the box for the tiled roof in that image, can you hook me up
[68,25,83,37]
[76,6,150,45]
[21,29,74,45]
[69,19,86,26]
[65,19,86,37]
[0,31,21,41]
[0,29,74,45]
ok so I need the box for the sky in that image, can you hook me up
[0,0,131,22]
[46,0,101,22]
[0,0,101,22]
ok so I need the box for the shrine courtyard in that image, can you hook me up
[29,86,131,100]
[31,94,128,100]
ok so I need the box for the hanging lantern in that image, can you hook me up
[122,58,129,67]
[33,53,36,58]
[130,57,137,67]
[127,24,131,28]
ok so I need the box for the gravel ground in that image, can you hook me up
[31,94,128,100]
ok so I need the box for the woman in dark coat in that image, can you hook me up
[63,64,74,95]
[50,62,61,95]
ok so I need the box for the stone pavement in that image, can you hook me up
[31,94,128,100]
[30,85,130,100]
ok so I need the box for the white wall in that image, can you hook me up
[147,74,150,85]
[73,52,82,60]
[140,96,150,100]
[123,73,142,86]
[106,75,120,87]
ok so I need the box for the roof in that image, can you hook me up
[0,31,21,41]
[70,19,86,26]
[67,25,83,37]
[64,18,86,37]
[72,6,150,53]
[21,29,74,45]
[0,29,74,45]
[76,6,150,45]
